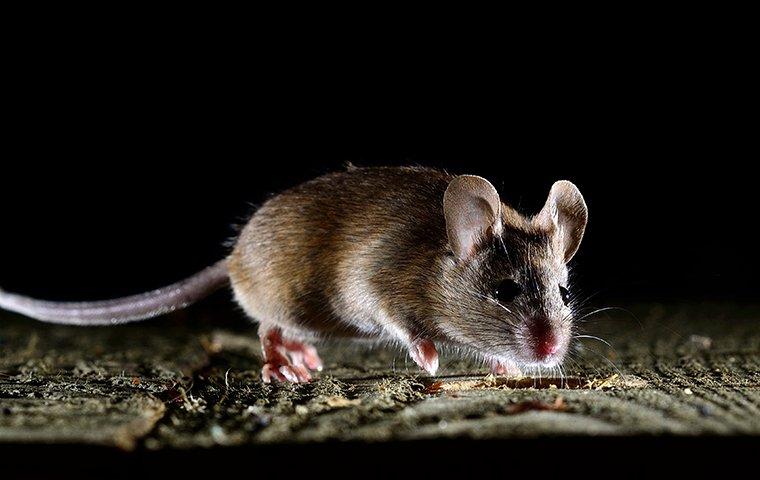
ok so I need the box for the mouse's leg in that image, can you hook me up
[259,325,312,383]
[409,338,439,375]
[283,339,324,372]
[490,359,522,377]
[377,320,439,375]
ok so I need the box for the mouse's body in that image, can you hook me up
[230,167,453,341]
[0,166,588,383]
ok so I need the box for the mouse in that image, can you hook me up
[0,166,588,383]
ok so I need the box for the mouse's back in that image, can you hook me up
[228,166,454,338]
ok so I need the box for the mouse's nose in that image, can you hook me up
[536,338,559,358]
[528,316,559,360]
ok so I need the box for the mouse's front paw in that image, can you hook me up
[490,359,522,377]
[261,361,311,383]
[409,338,439,376]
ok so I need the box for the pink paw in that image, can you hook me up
[261,361,312,383]
[409,338,439,375]
[490,359,522,377]
[283,340,324,372]
[259,327,322,384]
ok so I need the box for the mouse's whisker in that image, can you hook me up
[573,306,626,323]
[572,334,615,351]
[498,235,509,256]
[478,313,519,330]
[569,289,601,310]
[577,343,625,379]
[471,290,517,315]
[564,351,598,381]
[575,305,645,331]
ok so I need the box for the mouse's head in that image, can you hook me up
[434,175,588,370]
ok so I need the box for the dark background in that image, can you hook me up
[0,23,757,310]
[0,11,758,474]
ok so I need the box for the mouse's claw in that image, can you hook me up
[261,363,312,383]
[284,339,324,372]
[259,326,315,383]
[261,363,287,383]
[409,338,439,375]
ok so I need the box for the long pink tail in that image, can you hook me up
[0,260,228,325]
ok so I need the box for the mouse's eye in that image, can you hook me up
[495,279,522,304]
[559,285,570,305]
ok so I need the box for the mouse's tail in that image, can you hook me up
[0,260,229,326]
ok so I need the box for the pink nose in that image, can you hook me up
[528,316,559,359]
[536,339,559,358]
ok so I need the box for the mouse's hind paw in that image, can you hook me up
[261,361,311,383]
[259,326,322,383]
[283,339,323,372]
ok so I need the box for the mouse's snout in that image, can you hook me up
[522,315,566,365]
[528,316,558,359]
[535,336,560,359]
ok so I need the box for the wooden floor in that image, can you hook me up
[1,302,758,453]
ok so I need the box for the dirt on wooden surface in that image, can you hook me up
[0,302,758,450]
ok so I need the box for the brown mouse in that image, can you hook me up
[0,166,588,383]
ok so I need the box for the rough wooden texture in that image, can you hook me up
[0,302,758,450]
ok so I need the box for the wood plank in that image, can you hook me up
[0,302,758,449]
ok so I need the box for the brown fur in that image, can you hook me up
[228,166,588,370]
[229,167,453,340]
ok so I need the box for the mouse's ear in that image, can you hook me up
[444,175,502,260]
[536,180,588,263]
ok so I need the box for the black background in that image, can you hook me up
[0,21,757,309]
